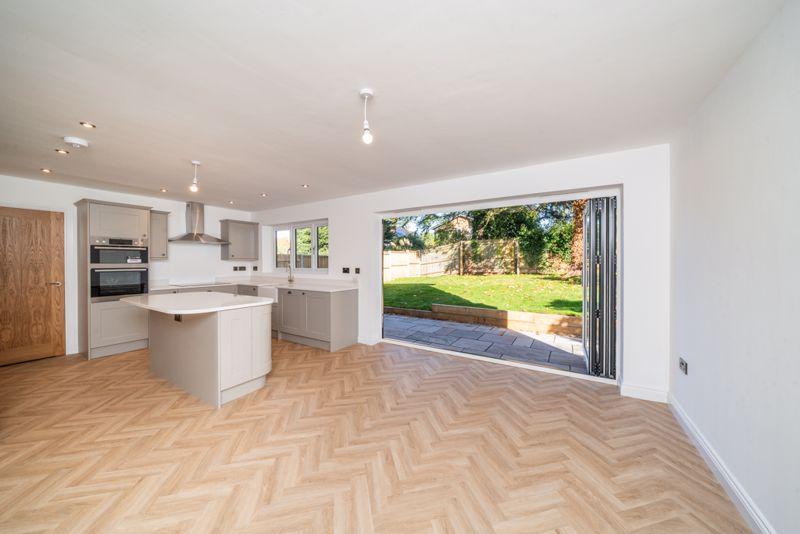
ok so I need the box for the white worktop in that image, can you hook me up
[150,276,359,293]
[122,292,274,315]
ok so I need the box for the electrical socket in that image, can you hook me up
[342,267,350,274]
[679,357,688,375]
[355,267,360,274]
[252,265,258,271]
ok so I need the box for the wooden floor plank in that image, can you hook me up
[0,340,747,533]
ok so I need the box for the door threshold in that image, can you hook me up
[381,338,618,386]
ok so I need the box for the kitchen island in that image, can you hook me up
[121,292,273,407]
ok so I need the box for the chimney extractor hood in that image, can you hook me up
[168,202,229,244]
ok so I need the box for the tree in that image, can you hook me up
[570,199,587,271]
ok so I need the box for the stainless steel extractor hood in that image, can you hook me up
[168,202,229,244]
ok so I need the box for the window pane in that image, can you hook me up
[316,225,329,269]
[294,227,312,269]
[275,229,290,268]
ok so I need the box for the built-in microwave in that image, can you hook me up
[90,268,148,301]
[90,244,149,265]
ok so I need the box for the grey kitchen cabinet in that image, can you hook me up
[237,284,259,296]
[149,210,169,260]
[218,305,271,391]
[220,220,260,261]
[89,202,150,243]
[277,288,357,351]
[90,300,148,349]
[149,288,178,295]
[279,289,307,336]
[305,291,331,341]
[177,284,237,294]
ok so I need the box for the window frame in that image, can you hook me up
[274,219,329,273]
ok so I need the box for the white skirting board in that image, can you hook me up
[619,383,668,403]
[669,394,774,534]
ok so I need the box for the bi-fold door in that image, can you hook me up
[583,197,617,379]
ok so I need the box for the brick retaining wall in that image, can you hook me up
[384,304,582,337]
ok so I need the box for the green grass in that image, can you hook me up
[383,274,582,316]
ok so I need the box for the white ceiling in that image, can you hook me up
[0,1,782,210]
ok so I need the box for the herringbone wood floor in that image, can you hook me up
[0,340,746,533]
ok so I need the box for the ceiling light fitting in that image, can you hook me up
[360,88,374,145]
[260,193,268,197]
[63,136,89,149]
[41,168,52,174]
[301,184,309,189]
[79,121,96,129]
[160,187,168,193]
[189,160,201,193]
[54,148,69,155]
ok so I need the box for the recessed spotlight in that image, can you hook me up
[41,168,52,174]
[301,184,309,189]
[54,148,69,155]
[260,193,268,197]
[228,200,235,205]
[79,121,96,129]
[160,187,168,193]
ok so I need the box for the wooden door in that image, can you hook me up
[0,207,65,365]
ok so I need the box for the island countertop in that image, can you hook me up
[121,292,274,315]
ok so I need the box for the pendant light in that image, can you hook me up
[360,88,374,144]
[189,160,201,192]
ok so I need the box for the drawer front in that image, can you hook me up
[237,284,258,296]
[149,288,178,295]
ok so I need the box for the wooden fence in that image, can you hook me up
[383,239,538,281]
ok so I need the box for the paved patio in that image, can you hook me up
[383,314,588,374]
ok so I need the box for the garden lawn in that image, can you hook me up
[383,274,582,316]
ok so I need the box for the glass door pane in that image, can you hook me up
[294,226,312,269]
[275,229,290,268]
[316,224,329,269]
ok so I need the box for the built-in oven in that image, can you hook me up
[90,242,149,265]
[90,268,148,302]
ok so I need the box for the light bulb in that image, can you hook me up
[362,128,373,145]
[189,182,199,193]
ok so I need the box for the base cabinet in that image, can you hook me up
[278,288,357,351]
[219,306,270,390]
[89,300,149,357]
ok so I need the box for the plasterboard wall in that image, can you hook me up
[0,174,255,355]
[670,2,800,531]
[255,144,671,402]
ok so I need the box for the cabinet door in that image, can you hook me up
[89,204,150,241]
[150,211,168,260]
[90,301,149,348]
[227,222,259,260]
[218,307,253,389]
[279,289,307,335]
[305,291,331,341]
[237,284,258,296]
[251,306,271,377]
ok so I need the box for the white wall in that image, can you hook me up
[255,144,672,402]
[0,174,255,355]
[670,2,800,532]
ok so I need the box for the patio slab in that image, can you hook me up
[384,314,588,375]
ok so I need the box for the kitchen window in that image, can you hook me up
[274,220,329,272]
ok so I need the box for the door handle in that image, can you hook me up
[47,281,63,287]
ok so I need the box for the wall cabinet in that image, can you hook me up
[219,306,271,390]
[277,288,357,351]
[89,203,149,243]
[220,220,259,260]
[149,210,169,260]
[90,300,148,349]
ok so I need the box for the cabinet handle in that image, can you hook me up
[287,290,292,294]
[47,281,63,287]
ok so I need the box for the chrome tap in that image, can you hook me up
[287,248,295,283]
